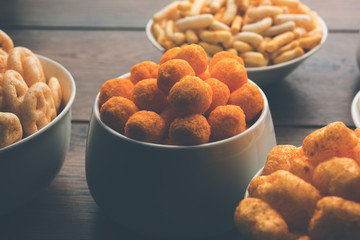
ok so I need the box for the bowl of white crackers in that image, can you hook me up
[146,0,327,86]
[0,31,76,215]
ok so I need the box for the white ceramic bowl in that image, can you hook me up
[86,73,276,239]
[146,17,328,87]
[351,91,360,128]
[0,55,76,215]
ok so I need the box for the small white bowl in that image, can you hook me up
[0,55,76,215]
[351,91,360,128]
[146,17,328,87]
[86,73,276,239]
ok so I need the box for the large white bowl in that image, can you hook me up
[146,17,328,87]
[351,91,360,128]
[85,73,276,239]
[0,55,76,215]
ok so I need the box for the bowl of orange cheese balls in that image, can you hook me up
[235,121,360,240]
[147,0,327,86]
[86,44,276,238]
[0,30,76,215]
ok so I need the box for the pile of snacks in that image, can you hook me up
[234,121,360,240]
[98,44,264,145]
[151,0,323,67]
[0,30,62,149]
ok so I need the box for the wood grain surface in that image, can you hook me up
[0,0,359,239]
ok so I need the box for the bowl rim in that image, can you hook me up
[93,73,271,149]
[146,16,328,72]
[0,54,76,154]
[351,90,360,128]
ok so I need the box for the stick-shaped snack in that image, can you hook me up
[240,51,268,67]
[178,1,192,12]
[210,20,231,31]
[199,41,223,55]
[189,0,207,16]
[298,34,322,50]
[199,30,232,43]
[262,21,295,37]
[272,0,300,9]
[242,17,272,34]
[185,29,199,43]
[153,1,181,22]
[233,31,264,48]
[247,5,283,20]
[273,46,304,64]
[210,0,226,13]
[231,15,243,34]
[270,39,299,59]
[266,31,295,53]
[233,40,254,53]
[275,14,311,27]
[222,0,237,25]
[176,14,214,31]
[293,27,306,38]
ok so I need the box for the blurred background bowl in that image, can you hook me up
[86,73,276,239]
[351,91,360,128]
[146,17,328,87]
[0,55,76,215]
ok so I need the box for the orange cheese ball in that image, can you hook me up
[174,44,208,75]
[157,59,195,95]
[210,58,248,92]
[132,78,167,113]
[208,51,245,72]
[197,67,211,80]
[229,82,264,121]
[208,105,246,141]
[124,110,165,143]
[100,96,138,134]
[159,47,181,65]
[169,75,213,115]
[169,114,210,145]
[98,78,134,107]
[204,78,230,115]
[130,61,159,84]
[160,105,181,132]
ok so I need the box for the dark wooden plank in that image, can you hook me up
[0,123,323,240]
[0,0,359,30]
[5,29,359,126]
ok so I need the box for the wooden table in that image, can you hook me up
[1,0,359,239]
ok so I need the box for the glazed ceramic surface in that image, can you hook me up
[0,55,76,215]
[352,91,360,128]
[86,74,276,239]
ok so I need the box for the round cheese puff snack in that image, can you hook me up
[229,82,264,121]
[302,121,358,164]
[234,198,293,240]
[174,44,208,75]
[160,105,181,134]
[204,77,230,115]
[0,48,8,73]
[210,58,248,92]
[159,47,181,65]
[7,47,46,86]
[0,30,14,53]
[124,110,165,144]
[312,157,360,202]
[132,78,167,113]
[197,67,211,80]
[248,170,322,232]
[208,51,245,72]
[169,113,210,145]
[168,75,213,115]
[208,105,246,141]
[130,61,159,84]
[3,69,28,117]
[21,82,56,136]
[157,59,195,95]
[289,153,315,184]
[48,77,62,112]
[0,112,23,149]
[100,96,138,134]
[98,78,134,107]
[262,144,302,176]
[308,196,360,240]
